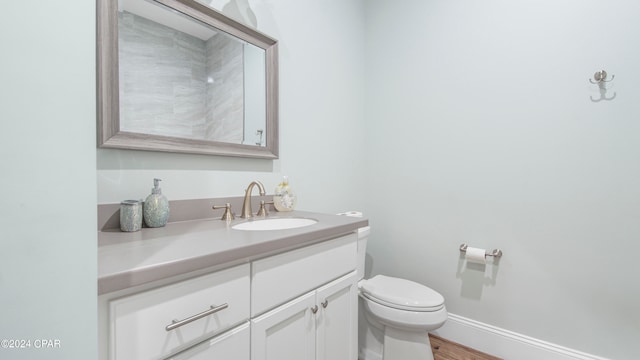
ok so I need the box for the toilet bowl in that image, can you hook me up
[360,275,447,331]
[356,226,447,360]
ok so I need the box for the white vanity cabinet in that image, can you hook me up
[250,233,357,316]
[107,264,250,360]
[166,322,250,360]
[251,290,317,360]
[251,233,358,360]
[251,271,358,360]
[315,271,358,360]
[100,231,359,360]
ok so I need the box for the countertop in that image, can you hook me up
[98,211,368,295]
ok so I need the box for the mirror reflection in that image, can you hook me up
[118,0,266,146]
[97,0,278,158]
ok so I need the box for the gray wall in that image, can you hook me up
[0,1,97,359]
[364,0,640,359]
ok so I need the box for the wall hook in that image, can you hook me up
[589,70,614,85]
[589,70,616,102]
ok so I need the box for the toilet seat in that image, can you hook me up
[360,275,444,312]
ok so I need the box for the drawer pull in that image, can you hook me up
[311,305,319,314]
[321,300,328,308]
[165,303,229,331]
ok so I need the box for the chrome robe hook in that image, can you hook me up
[589,70,616,102]
[589,70,614,85]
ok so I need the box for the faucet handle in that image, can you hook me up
[212,203,235,221]
[256,200,273,217]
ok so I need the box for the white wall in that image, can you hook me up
[364,1,640,359]
[0,2,97,359]
[97,0,368,215]
[9,1,634,358]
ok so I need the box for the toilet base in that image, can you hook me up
[383,327,434,360]
[358,297,441,360]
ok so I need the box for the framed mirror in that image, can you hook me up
[97,0,278,158]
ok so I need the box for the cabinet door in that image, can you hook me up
[167,322,250,360]
[316,271,358,360]
[251,291,316,360]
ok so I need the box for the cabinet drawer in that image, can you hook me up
[167,322,250,360]
[109,263,250,360]
[251,233,357,316]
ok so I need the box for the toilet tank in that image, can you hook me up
[357,226,370,280]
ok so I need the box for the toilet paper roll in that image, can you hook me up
[465,247,487,264]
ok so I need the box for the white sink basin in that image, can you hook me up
[232,217,317,231]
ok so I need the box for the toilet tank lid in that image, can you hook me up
[360,275,444,309]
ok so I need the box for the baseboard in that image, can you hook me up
[433,313,611,360]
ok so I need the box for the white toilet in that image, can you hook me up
[357,226,447,360]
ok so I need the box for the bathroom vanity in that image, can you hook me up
[98,209,367,360]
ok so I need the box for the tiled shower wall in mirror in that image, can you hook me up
[118,11,243,143]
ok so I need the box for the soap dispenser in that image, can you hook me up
[143,178,170,227]
[273,176,296,212]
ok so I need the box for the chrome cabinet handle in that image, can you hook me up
[165,303,229,331]
[321,300,328,308]
[311,305,319,314]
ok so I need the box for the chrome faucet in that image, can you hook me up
[241,181,266,218]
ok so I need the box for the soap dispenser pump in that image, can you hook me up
[143,178,170,227]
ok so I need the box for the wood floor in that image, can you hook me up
[429,334,502,360]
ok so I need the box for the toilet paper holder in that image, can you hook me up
[459,244,503,258]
